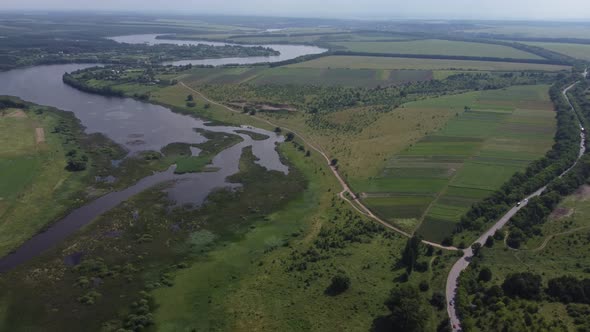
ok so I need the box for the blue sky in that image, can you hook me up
[2,0,590,20]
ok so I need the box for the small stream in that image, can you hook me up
[0,35,325,271]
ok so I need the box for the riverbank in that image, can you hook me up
[0,97,127,257]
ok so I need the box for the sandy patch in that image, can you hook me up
[575,185,590,201]
[550,207,574,220]
[35,127,45,144]
[5,109,27,118]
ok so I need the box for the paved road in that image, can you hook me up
[446,75,587,331]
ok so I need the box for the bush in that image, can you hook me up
[419,281,430,292]
[430,292,446,310]
[326,272,350,295]
[77,290,102,305]
[478,267,492,282]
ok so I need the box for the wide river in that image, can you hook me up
[0,35,326,271]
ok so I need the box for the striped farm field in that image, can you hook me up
[356,85,556,241]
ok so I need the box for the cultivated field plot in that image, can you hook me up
[522,42,590,61]
[250,67,432,87]
[357,85,556,241]
[328,39,544,59]
[181,66,433,87]
[288,55,571,72]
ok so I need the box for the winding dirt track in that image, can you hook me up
[445,71,588,331]
[179,82,457,251]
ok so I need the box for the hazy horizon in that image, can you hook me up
[1,0,590,21]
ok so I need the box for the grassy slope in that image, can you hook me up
[329,39,543,59]
[288,55,571,72]
[0,108,88,257]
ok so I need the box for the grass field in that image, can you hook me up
[351,85,556,242]
[288,55,571,72]
[178,66,433,88]
[522,42,590,61]
[328,39,544,59]
[0,107,89,257]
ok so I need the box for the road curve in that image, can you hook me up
[179,82,458,251]
[446,76,587,331]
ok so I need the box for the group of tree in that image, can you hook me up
[547,276,590,304]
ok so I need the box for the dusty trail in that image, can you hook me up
[531,226,590,252]
[445,72,588,331]
[179,82,457,250]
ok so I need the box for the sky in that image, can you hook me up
[1,0,590,20]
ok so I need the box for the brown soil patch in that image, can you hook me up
[575,185,590,201]
[35,127,45,144]
[5,109,27,118]
[550,207,574,220]
[257,104,297,112]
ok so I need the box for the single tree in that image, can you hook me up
[326,272,350,295]
[478,267,492,282]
